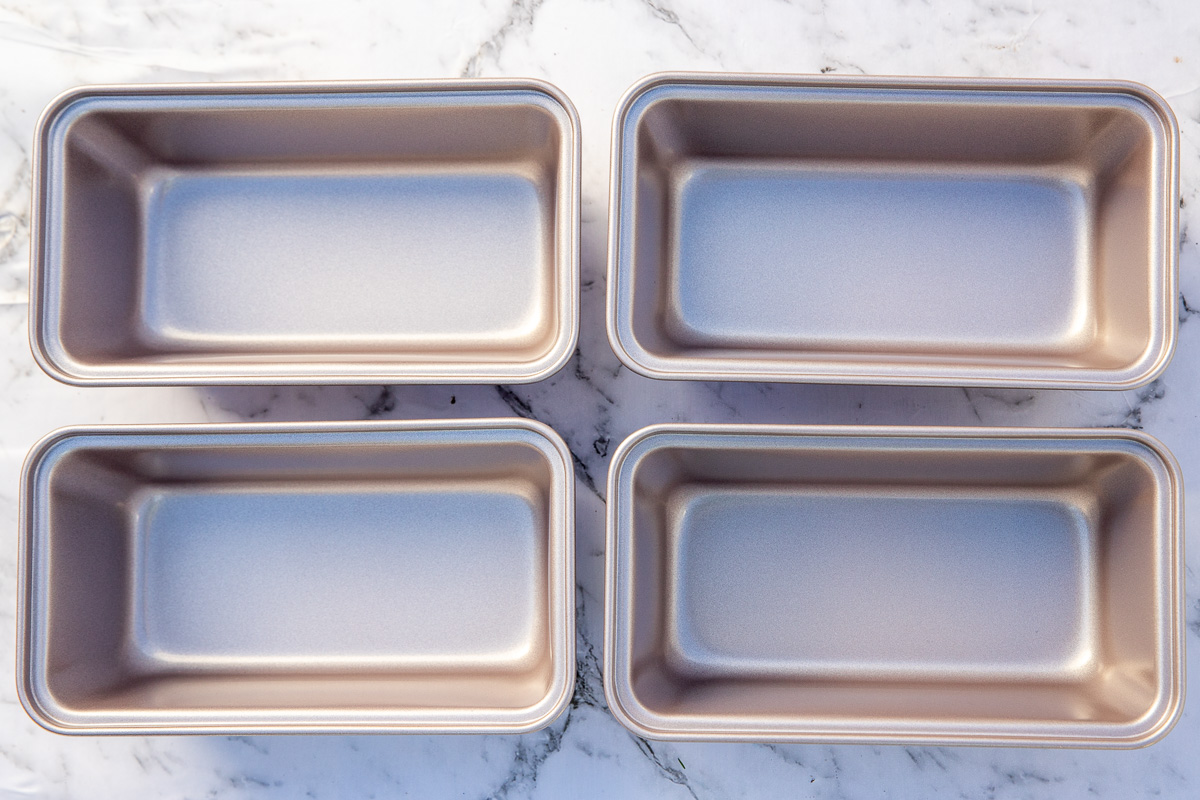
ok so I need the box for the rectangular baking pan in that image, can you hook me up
[31,79,579,385]
[605,424,1183,746]
[607,74,1178,388]
[18,419,574,734]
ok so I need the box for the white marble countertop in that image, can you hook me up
[2,0,1199,796]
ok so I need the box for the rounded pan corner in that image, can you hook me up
[1098,78,1181,140]
[1066,684,1186,749]
[1115,336,1178,394]
[14,670,110,737]
[612,70,761,122]
[513,319,580,385]
[21,424,90,478]
[34,84,111,141]
[600,674,675,742]
[1106,426,1182,468]
[602,316,668,384]
[15,682,80,737]
[612,71,686,127]
[503,416,575,480]
[1121,694,1186,749]
[1096,426,1186,507]
[608,71,703,176]
[509,666,577,736]
[26,330,92,386]
[605,422,682,489]
[511,76,581,134]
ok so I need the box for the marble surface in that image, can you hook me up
[1,0,1199,796]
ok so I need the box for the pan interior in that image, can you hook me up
[671,163,1088,352]
[33,433,560,724]
[45,91,572,377]
[670,489,1092,678]
[617,84,1170,381]
[617,436,1169,736]
[140,168,548,350]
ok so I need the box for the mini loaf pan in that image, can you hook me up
[31,80,579,385]
[605,425,1183,747]
[607,74,1178,389]
[18,420,574,734]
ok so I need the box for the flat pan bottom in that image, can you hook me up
[131,480,544,669]
[668,162,1090,355]
[141,168,550,353]
[667,485,1094,681]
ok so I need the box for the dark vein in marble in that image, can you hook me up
[1180,293,1200,324]
[485,719,569,800]
[362,386,396,418]
[760,745,848,792]
[495,385,534,418]
[905,747,953,771]
[574,347,615,404]
[460,0,545,78]
[582,397,612,499]
[240,389,279,419]
[0,211,20,261]
[761,743,808,770]
[975,390,1036,408]
[703,382,738,415]
[639,0,702,52]
[997,767,1063,786]
[961,387,983,422]
[1113,380,1165,430]
[0,155,30,264]
[1189,598,1200,639]
[495,385,605,500]
[827,748,843,782]
[632,738,700,799]
[571,586,606,712]
[568,350,615,500]
[227,736,269,755]
[570,448,602,500]
[819,59,867,74]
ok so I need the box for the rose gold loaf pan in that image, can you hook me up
[30,80,579,385]
[605,425,1183,746]
[608,74,1178,388]
[18,420,574,734]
